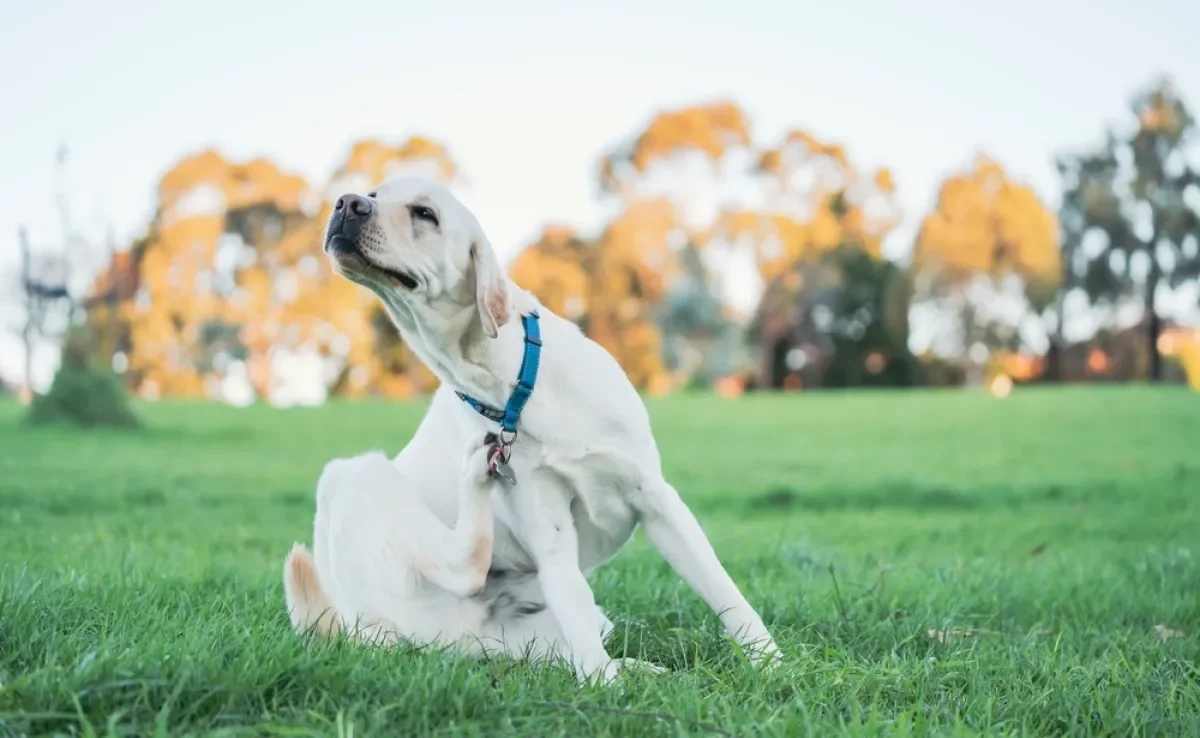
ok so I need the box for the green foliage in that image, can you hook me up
[24,330,139,429]
[752,246,921,389]
[657,242,746,383]
[818,246,921,387]
[1056,77,1200,379]
[2,388,1198,735]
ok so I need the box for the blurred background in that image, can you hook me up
[4,0,1200,414]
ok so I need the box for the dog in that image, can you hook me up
[284,443,634,666]
[304,176,780,683]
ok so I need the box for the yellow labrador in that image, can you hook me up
[284,443,622,665]
[288,176,779,683]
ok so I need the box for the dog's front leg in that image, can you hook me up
[505,468,617,683]
[636,480,781,665]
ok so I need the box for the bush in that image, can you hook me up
[25,330,140,429]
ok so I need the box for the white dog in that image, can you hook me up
[284,444,629,665]
[288,177,780,683]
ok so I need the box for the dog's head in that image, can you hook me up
[323,176,510,338]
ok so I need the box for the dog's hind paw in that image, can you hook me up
[613,657,667,676]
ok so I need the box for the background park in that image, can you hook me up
[2,2,1199,735]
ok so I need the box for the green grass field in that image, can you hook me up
[1,386,1198,736]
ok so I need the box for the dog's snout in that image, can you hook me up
[336,194,373,219]
[326,193,373,253]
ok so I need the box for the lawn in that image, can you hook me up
[1,386,1198,736]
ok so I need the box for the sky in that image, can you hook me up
[2,0,1198,389]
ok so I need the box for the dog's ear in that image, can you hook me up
[470,239,511,339]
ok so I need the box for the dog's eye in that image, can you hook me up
[367,191,377,198]
[409,204,439,227]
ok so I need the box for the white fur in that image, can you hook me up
[284,445,609,663]
[301,176,780,683]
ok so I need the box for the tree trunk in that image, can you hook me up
[1146,244,1163,382]
[1048,243,1071,382]
[19,230,34,398]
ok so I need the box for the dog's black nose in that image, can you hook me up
[335,194,373,218]
[326,193,374,253]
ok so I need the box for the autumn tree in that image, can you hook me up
[718,129,901,279]
[512,101,909,391]
[599,100,753,205]
[912,155,1060,382]
[112,150,314,398]
[509,205,677,392]
[514,105,745,392]
[88,135,461,401]
[598,102,905,387]
[1054,77,1200,381]
[508,224,593,326]
[587,102,758,389]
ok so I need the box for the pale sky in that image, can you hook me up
[2,0,1198,388]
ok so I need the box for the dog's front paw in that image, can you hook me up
[746,639,783,670]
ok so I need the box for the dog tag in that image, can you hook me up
[491,458,516,485]
[487,442,517,485]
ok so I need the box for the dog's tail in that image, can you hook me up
[283,543,341,637]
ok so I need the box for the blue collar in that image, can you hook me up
[455,311,542,436]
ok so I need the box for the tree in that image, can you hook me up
[591,102,753,389]
[750,244,917,389]
[508,225,593,327]
[912,155,1060,383]
[599,100,753,203]
[8,146,115,399]
[509,211,676,393]
[509,101,910,391]
[741,129,900,274]
[11,228,69,397]
[87,135,461,401]
[594,102,907,387]
[1054,77,1200,381]
[113,149,316,398]
[655,240,736,385]
[708,128,903,388]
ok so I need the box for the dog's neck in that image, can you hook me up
[376,282,526,407]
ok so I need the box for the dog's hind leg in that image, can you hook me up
[634,479,780,665]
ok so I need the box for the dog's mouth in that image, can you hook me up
[376,264,420,291]
[327,240,419,290]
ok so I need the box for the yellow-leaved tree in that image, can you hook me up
[599,103,904,388]
[717,129,901,282]
[513,101,908,391]
[911,154,1061,380]
[119,150,314,398]
[508,204,678,393]
[89,136,462,402]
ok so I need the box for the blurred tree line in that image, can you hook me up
[26,75,1198,402]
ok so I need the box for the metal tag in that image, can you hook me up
[486,440,516,485]
[491,457,516,485]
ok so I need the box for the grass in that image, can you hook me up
[1,385,1198,736]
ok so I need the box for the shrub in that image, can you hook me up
[25,329,139,429]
